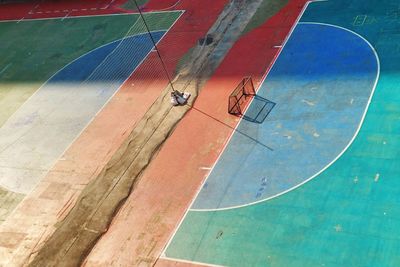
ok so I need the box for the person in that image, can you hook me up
[170,90,191,106]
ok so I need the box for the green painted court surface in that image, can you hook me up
[0,11,180,222]
[165,1,400,266]
[0,12,180,127]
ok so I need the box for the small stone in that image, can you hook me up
[334,224,342,232]
[302,99,315,106]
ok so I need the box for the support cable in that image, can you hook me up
[132,0,176,92]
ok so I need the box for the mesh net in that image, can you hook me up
[228,76,256,115]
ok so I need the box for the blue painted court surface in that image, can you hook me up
[52,31,165,82]
[192,23,379,210]
[165,1,400,265]
[0,31,165,194]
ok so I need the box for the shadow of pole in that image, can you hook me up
[187,104,274,151]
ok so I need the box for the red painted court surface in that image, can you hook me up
[0,0,129,20]
[0,0,309,265]
[0,0,227,264]
[83,1,308,266]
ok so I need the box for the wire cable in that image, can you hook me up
[132,0,176,92]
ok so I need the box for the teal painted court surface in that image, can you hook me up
[192,22,378,210]
[165,0,400,266]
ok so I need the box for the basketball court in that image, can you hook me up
[163,0,400,266]
[0,0,399,266]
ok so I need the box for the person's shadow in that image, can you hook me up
[242,95,276,124]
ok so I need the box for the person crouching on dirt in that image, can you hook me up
[170,90,191,106]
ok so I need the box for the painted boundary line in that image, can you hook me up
[1,10,183,214]
[0,30,160,193]
[159,1,315,264]
[24,0,118,14]
[0,10,183,135]
[191,22,380,212]
[74,14,144,83]
[0,9,184,23]
[148,0,182,12]
[158,255,224,267]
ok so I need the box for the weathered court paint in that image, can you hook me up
[192,23,378,210]
[0,12,180,127]
[0,32,165,194]
[0,5,195,264]
[166,0,400,265]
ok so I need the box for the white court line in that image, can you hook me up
[191,22,380,212]
[102,0,116,10]
[149,0,182,12]
[0,9,184,23]
[160,0,314,261]
[165,21,380,267]
[0,15,137,133]
[159,255,224,267]
[61,12,70,21]
[0,63,11,75]
[74,16,142,81]
[2,10,183,215]
[0,29,164,194]
[0,9,184,131]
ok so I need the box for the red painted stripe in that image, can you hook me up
[83,0,310,266]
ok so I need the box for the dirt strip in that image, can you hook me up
[27,1,267,266]
[83,0,308,266]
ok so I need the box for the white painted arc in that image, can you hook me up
[191,23,380,212]
[0,9,184,23]
[161,11,379,267]
[0,31,163,193]
[160,0,314,260]
[0,10,185,133]
[149,0,182,12]
[0,11,184,196]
